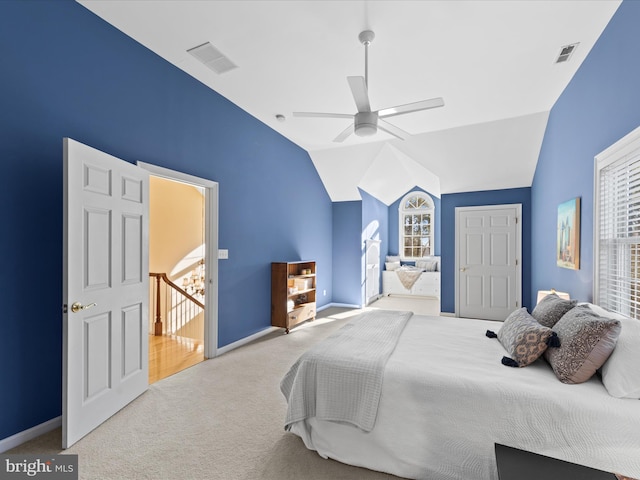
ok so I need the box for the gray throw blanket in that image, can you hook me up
[280,309,412,432]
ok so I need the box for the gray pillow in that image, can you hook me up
[531,292,577,328]
[544,305,621,384]
[497,308,555,367]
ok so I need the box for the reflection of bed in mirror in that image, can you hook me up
[280,308,640,480]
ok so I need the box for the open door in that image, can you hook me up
[62,138,149,448]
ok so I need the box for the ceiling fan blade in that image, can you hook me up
[378,119,409,141]
[347,76,371,113]
[293,112,353,119]
[378,97,445,119]
[333,124,354,143]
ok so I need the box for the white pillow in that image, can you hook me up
[585,303,640,399]
[385,261,401,271]
[386,255,401,263]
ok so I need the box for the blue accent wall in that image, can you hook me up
[531,0,640,304]
[332,202,362,305]
[441,188,532,314]
[388,187,441,258]
[0,0,332,442]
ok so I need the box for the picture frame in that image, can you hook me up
[557,197,581,270]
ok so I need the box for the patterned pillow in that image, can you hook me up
[543,305,621,384]
[416,259,438,271]
[497,308,555,367]
[531,292,577,328]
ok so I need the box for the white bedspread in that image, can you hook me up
[288,314,640,480]
[281,309,412,432]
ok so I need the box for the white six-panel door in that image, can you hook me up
[456,205,521,321]
[63,138,149,448]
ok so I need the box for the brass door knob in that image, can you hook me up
[71,302,97,313]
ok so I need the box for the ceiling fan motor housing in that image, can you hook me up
[354,111,378,137]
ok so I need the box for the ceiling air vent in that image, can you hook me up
[187,42,237,74]
[555,43,579,63]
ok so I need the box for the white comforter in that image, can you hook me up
[288,314,640,480]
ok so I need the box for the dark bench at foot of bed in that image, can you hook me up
[495,443,636,480]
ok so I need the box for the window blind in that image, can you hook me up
[597,149,640,319]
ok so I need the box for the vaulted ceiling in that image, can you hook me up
[77,0,621,203]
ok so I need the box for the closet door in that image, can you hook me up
[365,239,381,305]
[456,205,521,321]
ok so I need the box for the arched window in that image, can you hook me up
[399,191,434,260]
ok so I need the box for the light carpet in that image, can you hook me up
[9,299,437,479]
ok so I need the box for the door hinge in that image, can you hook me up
[516,300,519,307]
[516,259,519,266]
[515,217,519,224]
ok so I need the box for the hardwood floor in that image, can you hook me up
[149,334,204,384]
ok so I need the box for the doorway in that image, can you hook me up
[139,162,219,383]
[63,140,220,448]
[455,204,521,321]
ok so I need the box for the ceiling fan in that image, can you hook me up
[293,30,445,143]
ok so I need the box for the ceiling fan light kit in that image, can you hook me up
[293,30,444,143]
[354,112,377,137]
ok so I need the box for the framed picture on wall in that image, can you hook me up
[557,197,580,270]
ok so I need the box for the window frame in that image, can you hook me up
[594,126,640,318]
[398,191,435,261]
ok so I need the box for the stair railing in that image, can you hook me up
[149,273,205,337]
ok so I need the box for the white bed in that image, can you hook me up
[282,312,640,480]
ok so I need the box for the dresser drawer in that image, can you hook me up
[288,302,316,326]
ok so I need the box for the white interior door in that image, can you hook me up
[456,205,521,321]
[365,239,381,305]
[63,138,149,448]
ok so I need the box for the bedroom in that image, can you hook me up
[1,0,639,477]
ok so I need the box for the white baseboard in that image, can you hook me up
[0,416,61,453]
[319,302,361,310]
[217,327,280,355]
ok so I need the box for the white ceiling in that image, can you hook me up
[77,0,620,202]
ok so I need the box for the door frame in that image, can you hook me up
[454,203,522,318]
[138,162,219,359]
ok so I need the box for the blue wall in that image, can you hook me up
[441,188,533,314]
[388,187,441,258]
[0,0,332,442]
[332,201,362,305]
[531,0,640,304]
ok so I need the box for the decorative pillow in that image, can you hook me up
[583,304,640,399]
[496,308,556,367]
[531,292,577,328]
[385,261,401,271]
[386,255,401,263]
[415,259,438,272]
[544,305,621,384]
